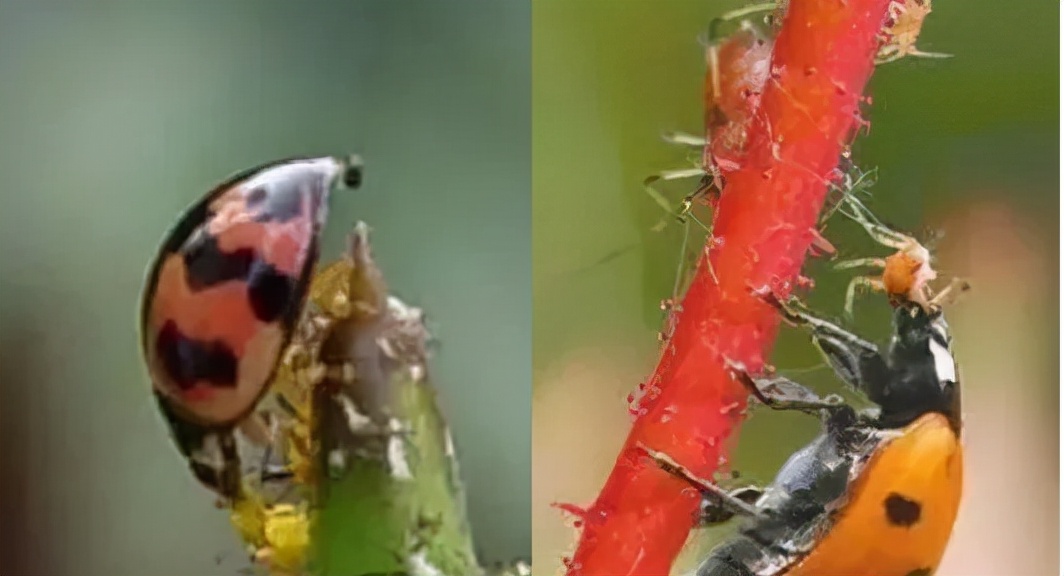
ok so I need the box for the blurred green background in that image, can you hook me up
[532,1,1058,575]
[0,2,529,575]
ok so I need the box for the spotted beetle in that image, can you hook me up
[139,155,362,501]
[645,283,966,576]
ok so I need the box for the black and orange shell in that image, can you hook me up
[784,413,963,576]
[700,412,963,576]
[139,156,358,428]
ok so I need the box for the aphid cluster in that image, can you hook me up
[139,158,506,576]
[644,1,781,296]
[645,1,779,217]
[644,0,950,302]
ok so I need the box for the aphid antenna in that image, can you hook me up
[876,48,953,66]
[671,223,698,301]
[708,2,780,42]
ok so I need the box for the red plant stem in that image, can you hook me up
[563,0,893,574]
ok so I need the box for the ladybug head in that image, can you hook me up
[882,303,961,433]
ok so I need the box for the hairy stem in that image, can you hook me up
[564,0,893,573]
[311,225,481,576]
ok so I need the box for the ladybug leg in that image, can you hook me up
[724,358,848,417]
[217,431,244,503]
[259,458,294,483]
[636,443,765,524]
[698,485,765,527]
[754,289,892,403]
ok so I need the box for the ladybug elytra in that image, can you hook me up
[139,155,362,500]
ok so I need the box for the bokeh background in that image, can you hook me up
[0,2,530,575]
[533,1,1058,575]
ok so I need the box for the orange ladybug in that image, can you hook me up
[644,287,964,576]
[139,155,362,500]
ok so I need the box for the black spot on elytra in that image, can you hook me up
[247,260,295,322]
[156,321,238,390]
[180,231,297,320]
[904,569,932,576]
[884,492,922,527]
[182,232,257,290]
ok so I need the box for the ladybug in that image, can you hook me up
[644,287,964,576]
[139,155,363,501]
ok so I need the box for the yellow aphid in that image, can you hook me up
[309,259,354,314]
[229,490,269,549]
[255,504,311,574]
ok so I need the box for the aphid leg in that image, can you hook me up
[837,194,914,251]
[833,257,886,271]
[907,48,953,60]
[875,49,904,66]
[876,45,952,65]
[662,131,708,148]
[928,278,972,308]
[645,173,719,294]
[635,443,764,522]
[843,275,887,319]
[753,289,891,401]
[644,171,705,221]
[723,358,847,417]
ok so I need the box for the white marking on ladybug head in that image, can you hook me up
[929,339,956,386]
[927,316,956,387]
